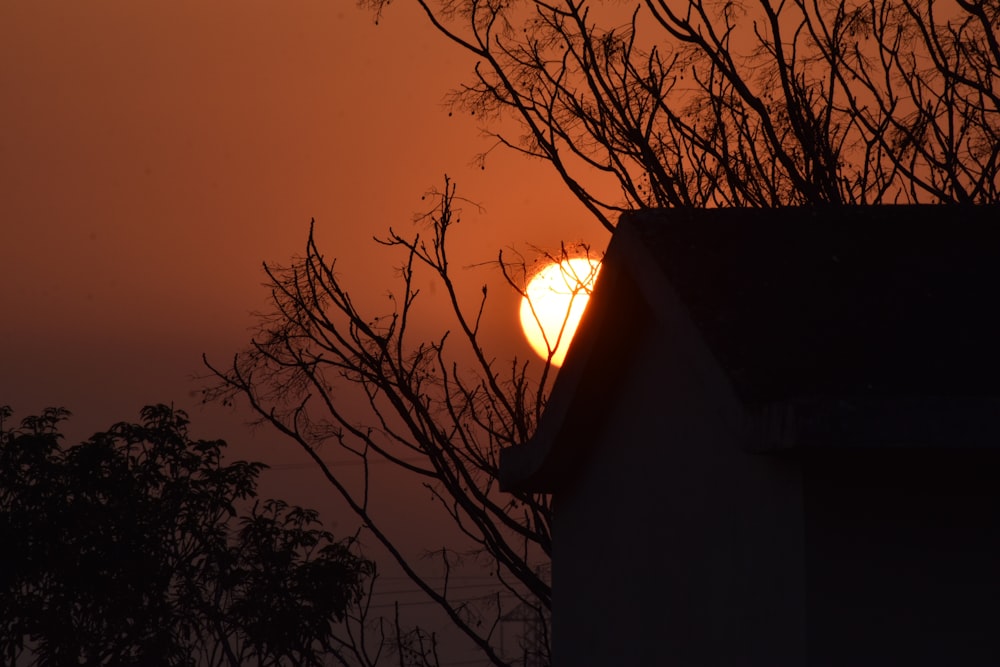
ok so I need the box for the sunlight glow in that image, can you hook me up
[519,257,601,367]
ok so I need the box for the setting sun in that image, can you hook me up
[519,257,601,367]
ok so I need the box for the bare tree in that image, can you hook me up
[206,179,560,667]
[208,0,998,664]
[371,0,998,230]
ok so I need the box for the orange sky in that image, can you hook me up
[2,3,606,657]
[0,0,604,445]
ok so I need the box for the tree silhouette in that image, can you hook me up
[207,0,999,664]
[206,180,559,667]
[371,0,999,229]
[0,404,373,666]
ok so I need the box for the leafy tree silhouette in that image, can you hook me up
[0,404,372,666]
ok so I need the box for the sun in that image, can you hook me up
[519,256,601,367]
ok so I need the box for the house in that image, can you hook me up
[500,206,1000,666]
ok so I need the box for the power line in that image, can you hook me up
[266,456,426,471]
[376,575,500,582]
[365,589,537,611]
[369,582,512,596]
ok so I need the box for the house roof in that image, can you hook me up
[500,205,1000,493]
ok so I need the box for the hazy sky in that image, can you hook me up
[2,3,604,658]
[0,0,607,656]
[0,4,613,662]
[1,0,602,447]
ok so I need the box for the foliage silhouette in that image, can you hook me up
[0,404,373,666]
